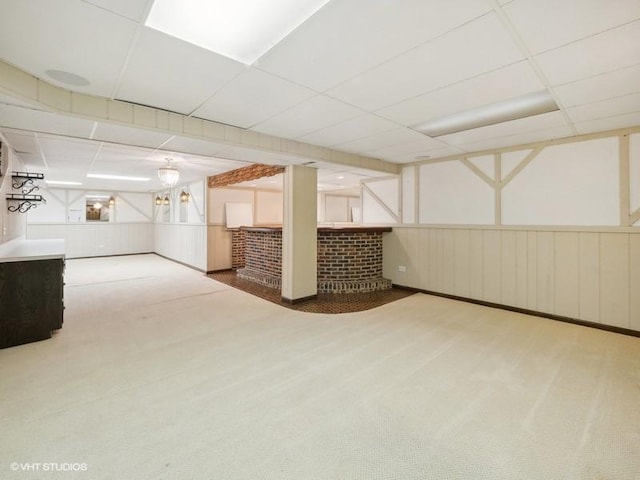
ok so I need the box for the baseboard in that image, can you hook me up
[67,252,154,260]
[281,294,318,305]
[153,253,206,273]
[393,284,640,338]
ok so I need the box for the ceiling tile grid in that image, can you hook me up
[256,0,492,92]
[249,94,364,139]
[115,28,247,115]
[376,61,545,127]
[325,13,525,112]
[534,20,640,87]
[191,69,317,129]
[0,0,638,187]
[0,0,138,97]
[502,0,640,55]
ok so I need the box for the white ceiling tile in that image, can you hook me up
[337,127,442,154]
[216,146,305,166]
[192,69,316,129]
[92,122,172,149]
[160,136,230,157]
[298,114,399,147]
[574,111,640,135]
[83,0,150,22]
[250,95,363,139]
[0,105,95,138]
[18,153,47,170]
[437,111,569,147]
[377,61,544,126]
[0,93,43,110]
[456,125,575,153]
[37,136,101,163]
[0,129,39,154]
[503,0,640,54]
[536,20,640,86]
[370,144,463,163]
[553,64,640,107]
[0,1,137,97]
[566,93,640,123]
[326,13,524,111]
[257,0,491,92]
[116,28,246,115]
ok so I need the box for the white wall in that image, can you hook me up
[28,223,153,258]
[361,176,399,224]
[419,160,494,224]
[256,190,283,224]
[155,223,207,271]
[25,186,155,258]
[389,129,640,332]
[0,144,27,244]
[206,186,283,271]
[630,134,640,220]
[320,193,360,223]
[208,187,282,226]
[502,138,619,225]
[384,226,640,332]
[152,179,208,270]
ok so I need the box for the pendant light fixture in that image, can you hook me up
[158,158,179,188]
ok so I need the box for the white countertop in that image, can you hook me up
[0,238,65,263]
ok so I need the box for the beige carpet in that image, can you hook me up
[1,254,638,479]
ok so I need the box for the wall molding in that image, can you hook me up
[393,284,640,338]
[390,224,640,233]
[407,126,640,167]
[362,182,399,223]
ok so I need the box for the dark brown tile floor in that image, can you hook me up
[208,270,415,314]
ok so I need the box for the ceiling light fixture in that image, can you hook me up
[44,69,90,87]
[145,0,331,64]
[46,180,83,186]
[87,174,150,182]
[413,90,559,137]
[158,158,180,188]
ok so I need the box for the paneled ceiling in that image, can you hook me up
[0,0,639,191]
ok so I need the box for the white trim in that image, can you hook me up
[362,182,399,223]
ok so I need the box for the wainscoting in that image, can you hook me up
[26,223,153,258]
[383,226,640,332]
[154,223,207,271]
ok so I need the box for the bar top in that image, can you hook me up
[239,225,392,233]
[0,238,65,263]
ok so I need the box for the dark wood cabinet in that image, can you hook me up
[0,255,64,349]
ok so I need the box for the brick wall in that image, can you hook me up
[238,229,391,294]
[237,229,282,288]
[231,229,246,269]
[208,164,284,188]
[318,232,382,280]
[317,231,391,293]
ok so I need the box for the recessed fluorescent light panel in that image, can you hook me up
[87,174,150,182]
[414,90,559,137]
[46,180,83,186]
[145,0,331,64]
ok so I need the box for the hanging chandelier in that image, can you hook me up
[158,158,179,188]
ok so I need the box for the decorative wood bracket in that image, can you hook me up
[6,194,46,213]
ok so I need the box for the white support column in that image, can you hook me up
[282,165,317,303]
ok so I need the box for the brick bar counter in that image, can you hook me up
[236,226,392,293]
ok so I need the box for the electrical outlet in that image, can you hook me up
[398,265,406,272]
